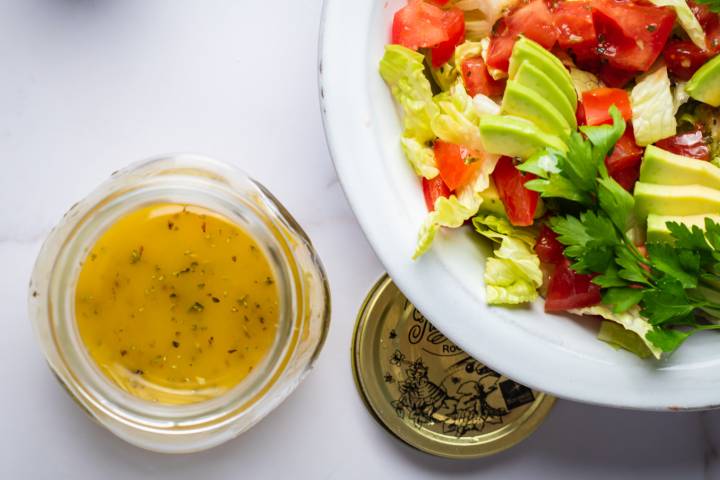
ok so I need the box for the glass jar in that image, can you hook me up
[28,154,331,453]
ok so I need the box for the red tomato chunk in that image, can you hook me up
[392,1,450,50]
[663,40,712,81]
[581,88,632,126]
[487,0,558,72]
[422,176,450,212]
[433,140,481,191]
[491,156,539,227]
[545,258,602,312]
[535,225,565,265]
[656,128,711,161]
[461,56,506,97]
[606,127,644,191]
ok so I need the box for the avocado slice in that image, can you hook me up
[514,62,577,129]
[479,114,567,159]
[687,54,720,107]
[508,37,577,107]
[635,182,720,220]
[647,213,720,243]
[640,145,720,188]
[501,80,571,138]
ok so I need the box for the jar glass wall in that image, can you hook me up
[28,155,330,453]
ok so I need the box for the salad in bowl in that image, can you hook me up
[380,0,720,360]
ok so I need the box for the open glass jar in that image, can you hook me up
[28,155,330,453]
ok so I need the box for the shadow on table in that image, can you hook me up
[382,399,716,477]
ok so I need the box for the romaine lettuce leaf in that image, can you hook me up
[570,305,663,358]
[649,0,706,50]
[597,321,654,359]
[569,68,604,97]
[431,81,490,151]
[380,45,440,178]
[473,215,542,304]
[451,0,518,40]
[413,152,500,258]
[414,195,482,259]
[630,65,677,146]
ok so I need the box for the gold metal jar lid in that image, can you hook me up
[351,275,555,459]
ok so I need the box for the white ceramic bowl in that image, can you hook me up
[319,0,720,410]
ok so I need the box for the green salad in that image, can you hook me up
[380,0,720,358]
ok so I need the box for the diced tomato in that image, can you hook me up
[491,156,539,227]
[392,1,449,50]
[461,56,506,97]
[433,140,481,190]
[656,128,711,160]
[581,88,632,126]
[545,258,602,312]
[506,0,558,49]
[555,1,597,50]
[486,0,558,72]
[598,65,638,88]
[576,102,587,126]
[535,225,565,265]
[592,0,676,72]
[606,127,643,191]
[689,0,717,31]
[430,8,466,67]
[427,0,451,5]
[422,176,451,212]
[663,40,712,81]
[486,29,516,72]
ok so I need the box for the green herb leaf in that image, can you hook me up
[645,327,692,353]
[641,276,697,325]
[647,243,700,288]
[602,287,645,313]
[597,176,635,232]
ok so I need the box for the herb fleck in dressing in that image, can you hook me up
[75,204,279,404]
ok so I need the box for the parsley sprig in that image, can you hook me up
[521,106,720,354]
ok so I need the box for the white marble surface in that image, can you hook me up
[1,1,720,478]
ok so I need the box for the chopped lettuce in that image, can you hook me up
[597,321,654,359]
[649,0,706,50]
[380,45,440,178]
[630,65,677,146]
[451,0,518,41]
[570,305,663,359]
[454,40,484,66]
[569,68,604,97]
[414,195,482,259]
[414,153,500,258]
[478,37,507,81]
[429,61,458,92]
[472,215,542,305]
[673,81,690,114]
[431,81,489,151]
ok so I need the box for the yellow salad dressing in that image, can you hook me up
[75,204,280,404]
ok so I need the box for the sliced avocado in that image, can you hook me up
[514,62,577,129]
[647,213,720,243]
[479,114,567,159]
[501,80,571,138]
[640,145,720,188]
[635,182,720,220]
[687,54,720,107]
[508,37,576,107]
